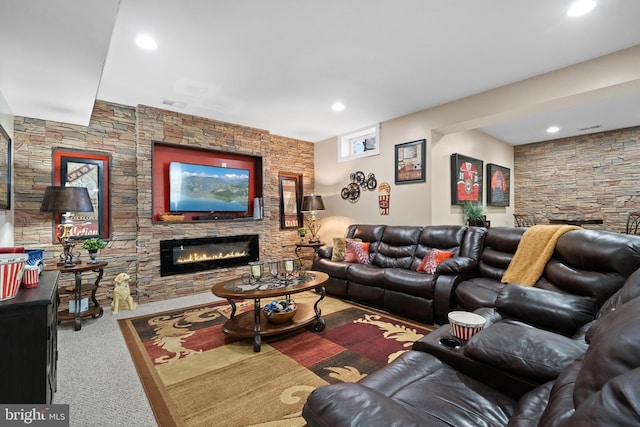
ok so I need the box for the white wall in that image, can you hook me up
[315,110,513,244]
[0,91,14,246]
[314,46,640,243]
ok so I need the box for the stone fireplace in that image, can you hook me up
[160,234,259,277]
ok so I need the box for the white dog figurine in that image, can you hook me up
[112,272,138,314]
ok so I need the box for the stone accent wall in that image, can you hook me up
[13,101,314,305]
[135,106,314,302]
[514,125,640,233]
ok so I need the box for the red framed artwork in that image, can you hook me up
[53,149,111,240]
[450,153,483,205]
[486,163,510,206]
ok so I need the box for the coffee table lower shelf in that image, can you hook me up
[222,302,322,341]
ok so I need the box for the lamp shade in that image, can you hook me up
[301,195,325,212]
[40,186,94,213]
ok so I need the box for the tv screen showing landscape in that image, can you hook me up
[169,162,250,212]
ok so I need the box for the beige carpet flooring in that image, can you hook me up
[54,291,222,427]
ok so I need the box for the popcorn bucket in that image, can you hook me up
[22,265,40,288]
[0,253,29,300]
[448,311,486,340]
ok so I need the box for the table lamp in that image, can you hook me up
[301,194,325,244]
[40,186,94,267]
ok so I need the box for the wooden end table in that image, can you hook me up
[211,271,328,352]
[46,261,107,331]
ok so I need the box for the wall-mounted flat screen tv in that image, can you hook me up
[169,162,250,212]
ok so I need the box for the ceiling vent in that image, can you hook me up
[162,99,187,108]
[578,125,601,131]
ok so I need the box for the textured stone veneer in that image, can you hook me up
[12,100,314,304]
[514,125,640,233]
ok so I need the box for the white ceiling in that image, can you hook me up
[1,0,640,145]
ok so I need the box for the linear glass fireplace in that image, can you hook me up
[160,234,259,277]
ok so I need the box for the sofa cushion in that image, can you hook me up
[477,227,526,280]
[331,237,359,261]
[539,230,640,306]
[309,350,516,427]
[411,225,467,269]
[346,224,386,257]
[456,277,505,310]
[372,226,422,269]
[417,249,454,273]
[346,263,385,286]
[344,240,370,264]
[564,367,640,427]
[383,268,436,298]
[495,285,597,336]
[508,381,553,427]
[536,358,583,427]
[574,295,640,407]
[597,267,640,318]
[464,320,588,382]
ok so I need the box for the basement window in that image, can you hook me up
[338,124,380,162]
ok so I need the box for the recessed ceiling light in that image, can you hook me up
[567,0,596,17]
[547,126,560,133]
[135,35,157,50]
[332,102,345,112]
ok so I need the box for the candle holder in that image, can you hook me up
[267,259,280,279]
[248,261,263,283]
[283,258,296,285]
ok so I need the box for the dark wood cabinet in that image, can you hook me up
[0,270,60,403]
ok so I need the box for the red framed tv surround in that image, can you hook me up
[151,142,263,222]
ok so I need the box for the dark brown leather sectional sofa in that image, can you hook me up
[305,225,640,426]
[312,224,486,325]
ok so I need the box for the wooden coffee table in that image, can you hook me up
[211,271,328,352]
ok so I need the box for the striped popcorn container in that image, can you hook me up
[448,311,486,341]
[0,253,28,300]
[21,265,40,288]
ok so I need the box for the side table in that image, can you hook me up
[294,242,325,268]
[46,261,107,331]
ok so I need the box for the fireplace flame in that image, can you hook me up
[176,250,248,264]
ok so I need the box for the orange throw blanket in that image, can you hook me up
[501,225,581,286]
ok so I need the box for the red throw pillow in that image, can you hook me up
[344,241,371,264]
[417,249,454,274]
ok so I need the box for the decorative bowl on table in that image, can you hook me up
[263,300,297,324]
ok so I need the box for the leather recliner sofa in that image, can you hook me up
[303,227,640,426]
[414,227,640,396]
[312,224,486,325]
[303,271,640,426]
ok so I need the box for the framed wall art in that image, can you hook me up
[53,149,111,239]
[278,172,303,229]
[486,163,510,206]
[0,124,11,210]
[450,153,483,205]
[395,139,425,184]
[337,124,380,162]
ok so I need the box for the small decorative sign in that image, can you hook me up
[378,182,390,215]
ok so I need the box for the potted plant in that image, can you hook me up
[297,227,307,243]
[463,201,486,227]
[82,237,106,264]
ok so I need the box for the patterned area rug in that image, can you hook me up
[118,292,433,427]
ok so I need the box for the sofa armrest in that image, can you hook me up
[465,321,587,382]
[437,256,478,274]
[433,272,477,324]
[317,245,332,259]
[495,285,597,336]
[473,307,506,328]
[302,382,440,427]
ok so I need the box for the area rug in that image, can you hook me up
[118,292,433,427]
